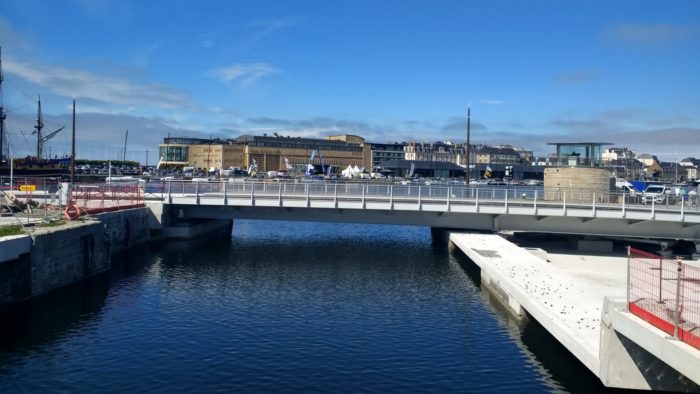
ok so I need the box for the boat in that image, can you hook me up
[0,47,68,178]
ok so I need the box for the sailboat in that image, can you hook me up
[0,47,69,177]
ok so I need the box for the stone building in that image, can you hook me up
[544,142,614,202]
[475,145,521,165]
[404,141,461,163]
[158,135,367,173]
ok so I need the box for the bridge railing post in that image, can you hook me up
[534,189,537,214]
[504,188,508,212]
[622,192,626,217]
[592,192,596,216]
[278,182,282,207]
[681,196,685,221]
[562,192,566,215]
[334,184,338,208]
[306,183,311,207]
[168,180,172,204]
[651,197,655,218]
[361,184,366,209]
[446,186,451,211]
[223,181,228,206]
[418,186,422,210]
[251,183,255,206]
[475,188,479,211]
[195,180,200,205]
[390,184,394,210]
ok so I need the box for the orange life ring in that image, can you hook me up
[64,204,81,220]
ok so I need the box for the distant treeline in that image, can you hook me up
[75,159,141,167]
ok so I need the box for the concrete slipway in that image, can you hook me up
[449,233,700,391]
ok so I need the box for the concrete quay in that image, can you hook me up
[449,232,700,391]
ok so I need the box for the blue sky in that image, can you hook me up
[1,0,699,163]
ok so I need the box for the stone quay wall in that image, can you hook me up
[0,207,151,303]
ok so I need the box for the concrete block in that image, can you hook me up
[524,247,548,261]
[0,234,31,263]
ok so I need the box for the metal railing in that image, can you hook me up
[67,183,144,219]
[627,247,700,350]
[151,180,700,219]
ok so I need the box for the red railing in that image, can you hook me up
[628,247,700,350]
[66,183,144,219]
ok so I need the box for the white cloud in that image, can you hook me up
[237,16,302,50]
[602,23,696,46]
[208,63,279,86]
[5,59,193,109]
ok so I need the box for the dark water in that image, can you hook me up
[0,220,613,393]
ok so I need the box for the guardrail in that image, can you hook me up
[627,247,700,350]
[151,180,700,220]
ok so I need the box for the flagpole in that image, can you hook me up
[466,106,471,185]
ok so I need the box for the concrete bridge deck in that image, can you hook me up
[157,181,700,241]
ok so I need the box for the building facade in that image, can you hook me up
[368,142,406,168]
[475,145,521,165]
[404,142,461,163]
[158,135,367,173]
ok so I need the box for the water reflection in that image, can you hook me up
[0,220,624,392]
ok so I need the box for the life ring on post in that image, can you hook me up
[64,204,81,220]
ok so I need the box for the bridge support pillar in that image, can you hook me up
[146,202,232,240]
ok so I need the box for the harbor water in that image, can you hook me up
[0,220,613,393]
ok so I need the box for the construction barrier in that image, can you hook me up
[628,247,700,350]
[66,183,144,219]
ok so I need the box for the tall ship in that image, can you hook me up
[0,47,69,177]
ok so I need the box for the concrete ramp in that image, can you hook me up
[450,233,604,376]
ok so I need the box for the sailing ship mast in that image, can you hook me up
[33,95,64,158]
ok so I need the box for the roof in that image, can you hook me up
[379,160,465,171]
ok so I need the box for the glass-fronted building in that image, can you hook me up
[548,142,612,167]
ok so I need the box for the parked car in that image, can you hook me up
[642,185,671,205]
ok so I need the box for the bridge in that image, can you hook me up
[151,180,700,242]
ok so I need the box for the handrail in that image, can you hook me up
[151,179,700,222]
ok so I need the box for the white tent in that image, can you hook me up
[341,164,354,178]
